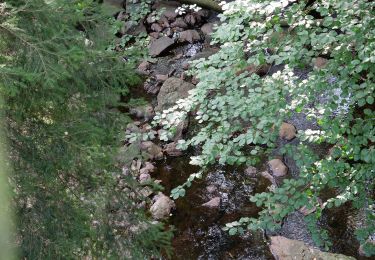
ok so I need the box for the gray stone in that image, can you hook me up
[270,236,355,260]
[268,159,288,177]
[155,77,195,111]
[150,192,175,220]
[149,36,175,57]
[178,30,201,43]
[201,23,214,35]
[279,122,297,141]
[164,142,183,157]
[202,197,221,208]
[140,141,163,160]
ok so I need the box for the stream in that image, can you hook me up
[114,1,373,259]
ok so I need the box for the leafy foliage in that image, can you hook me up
[155,0,374,254]
[0,0,171,258]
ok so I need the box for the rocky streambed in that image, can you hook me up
[112,1,373,259]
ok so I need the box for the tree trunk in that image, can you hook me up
[176,0,222,12]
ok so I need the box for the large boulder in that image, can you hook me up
[150,192,175,220]
[155,77,195,111]
[178,30,201,43]
[149,36,175,57]
[270,236,355,260]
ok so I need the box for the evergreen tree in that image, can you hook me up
[0,0,171,258]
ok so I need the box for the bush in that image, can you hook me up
[0,0,171,258]
[155,0,374,254]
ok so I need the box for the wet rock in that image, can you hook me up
[178,30,201,43]
[155,77,195,111]
[314,57,328,69]
[151,23,163,32]
[149,36,175,57]
[150,192,175,220]
[244,166,257,177]
[268,159,288,177]
[139,173,151,184]
[206,185,217,194]
[158,16,170,28]
[140,141,163,160]
[201,23,214,36]
[184,13,197,26]
[149,32,160,39]
[202,197,221,208]
[139,162,155,175]
[260,171,276,186]
[144,80,160,95]
[171,18,188,29]
[164,142,183,157]
[173,118,189,141]
[270,236,355,260]
[129,105,154,121]
[137,60,150,75]
[279,122,297,141]
[155,74,168,82]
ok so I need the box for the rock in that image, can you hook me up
[178,30,201,43]
[184,13,196,26]
[149,36,175,57]
[153,1,179,21]
[206,185,217,193]
[129,105,154,121]
[140,141,164,160]
[244,166,257,177]
[139,173,151,184]
[270,236,355,260]
[202,197,221,208]
[268,159,288,177]
[126,122,140,133]
[144,80,160,95]
[158,16,170,28]
[149,32,160,39]
[155,77,195,111]
[151,23,163,32]
[279,122,297,141]
[164,142,182,157]
[201,23,214,35]
[139,162,155,175]
[260,171,276,186]
[120,20,147,36]
[171,18,188,29]
[131,159,142,171]
[150,192,175,220]
[314,57,328,69]
[140,186,153,197]
[137,60,150,74]
[155,74,168,82]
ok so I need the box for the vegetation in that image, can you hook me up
[155,0,374,255]
[0,0,171,258]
